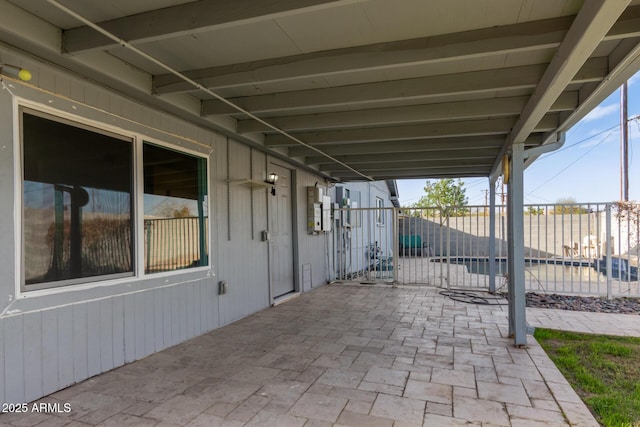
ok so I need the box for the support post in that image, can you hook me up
[393,208,399,287]
[606,204,613,300]
[489,178,497,293]
[507,143,527,346]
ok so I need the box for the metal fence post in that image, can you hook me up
[445,213,451,289]
[606,203,613,300]
[489,178,497,293]
[393,208,399,286]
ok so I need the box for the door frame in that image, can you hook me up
[266,160,299,304]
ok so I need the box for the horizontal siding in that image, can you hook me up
[2,278,217,404]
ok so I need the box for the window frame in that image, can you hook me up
[141,140,210,275]
[376,197,385,225]
[17,101,211,294]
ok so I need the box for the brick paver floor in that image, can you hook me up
[0,284,615,426]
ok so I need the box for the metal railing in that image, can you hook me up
[332,203,640,298]
[144,217,209,273]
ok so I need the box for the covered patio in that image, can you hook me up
[3,0,640,414]
[1,283,623,426]
[4,0,640,346]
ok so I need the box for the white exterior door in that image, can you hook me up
[268,164,294,298]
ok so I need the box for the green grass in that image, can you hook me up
[534,328,640,426]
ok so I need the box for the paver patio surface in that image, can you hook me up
[0,283,620,426]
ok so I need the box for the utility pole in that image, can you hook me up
[621,81,629,201]
[482,189,489,215]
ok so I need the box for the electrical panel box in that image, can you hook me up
[307,187,333,234]
[308,187,322,203]
[307,187,323,233]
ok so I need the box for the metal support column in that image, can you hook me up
[606,204,613,299]
[489,178,497,293]
[507,143,527,346]
[393,208,399,287]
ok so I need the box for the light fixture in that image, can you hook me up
[265,173,279,185]
[0,64,32,82]
[265,172,279,196]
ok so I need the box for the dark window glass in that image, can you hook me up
[143,143,208,273]
[22,110,134,287]
[376,197,385,224]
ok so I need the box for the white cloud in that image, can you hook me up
[582,103,618,122]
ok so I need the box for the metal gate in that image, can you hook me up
[397,206,499,288]
[331,203,640,297]
[331,206,501,288]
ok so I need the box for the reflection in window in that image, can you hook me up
[376,197,385,225]
[22,110,133,287]
[143,143,208,273]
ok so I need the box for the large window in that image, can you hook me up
[22,110,134,288]
[21,108,209,291]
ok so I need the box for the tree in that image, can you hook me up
[153,201,193,218]
[412,178,469,218]
[553,197,587,214]
[525,206,545,215]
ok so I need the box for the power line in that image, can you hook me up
[536,123,619,158]
[525,193,554,203]
[527,128,616,195]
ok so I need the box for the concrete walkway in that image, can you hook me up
[3,284,636,427]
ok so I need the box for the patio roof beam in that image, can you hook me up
[491,0,631,179]
[153,6,640,95]
[334,169,490,180]
[525,38,640,169]
[305,149,498,166]
[153,15,573,94]
[287,135,541,157]
[320,159,494,172]
[201,59,605,115]
[511,0,630,144]
[266,115,558,147]
[238,92,577,134]
[61,0,355,53]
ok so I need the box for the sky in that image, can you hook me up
[397,72,640,207]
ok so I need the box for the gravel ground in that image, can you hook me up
[526,292,640,315]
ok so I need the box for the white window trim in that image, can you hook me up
[14,98,212,299]
[376,197,385,225]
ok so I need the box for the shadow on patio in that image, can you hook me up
[0,284,598,426]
